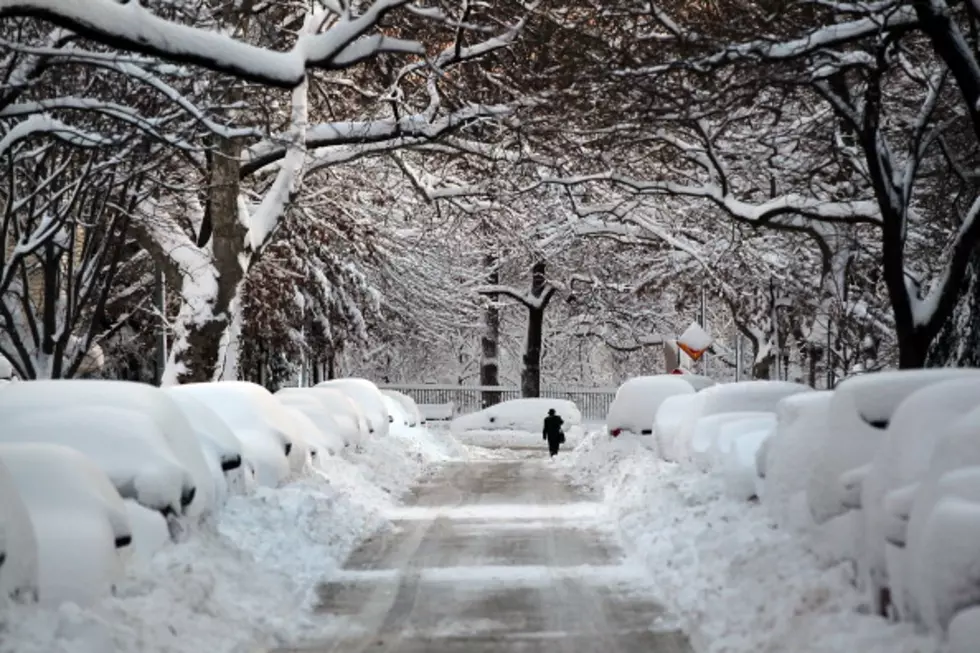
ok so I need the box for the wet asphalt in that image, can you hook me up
[275,452,691,653]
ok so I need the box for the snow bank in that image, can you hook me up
[606,375,695,436]
[562,433,939,653]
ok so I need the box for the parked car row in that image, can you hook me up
[609,369,980,651]
[0,377,423,605]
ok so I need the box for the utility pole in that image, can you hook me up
[699,287,708,376]
[826,317,834,389]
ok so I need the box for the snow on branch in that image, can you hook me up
[618,6,919,76]
[0,0,423,88]
[0,114,113,159]
[477,283,557,310]
[241,104,513,176]
[529,172,882,228]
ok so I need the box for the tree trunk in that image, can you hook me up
[170,136,248,384]
[928,253,980,367]
[480,255,501,408]
[521,261,549,398]
[897,328,930,369]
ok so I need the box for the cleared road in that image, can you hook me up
[277,455,690,652]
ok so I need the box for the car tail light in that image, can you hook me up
[610,428,621,437]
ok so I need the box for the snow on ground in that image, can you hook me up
[561,430,941,653]
[0,426,464,653]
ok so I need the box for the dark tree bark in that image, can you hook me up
[477,260,557,399]
[522,261,554,398]
[480,254,501,408]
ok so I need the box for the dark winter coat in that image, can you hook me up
[543,414,564,443]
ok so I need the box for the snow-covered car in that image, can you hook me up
[689,411,776,471]
[807,369,980,526]
[856,378,980,616]
[673,372,717,392]
[761,391,834,530]
[276,394,345,456]
[905,472,980,634]
[276,386,367,447]
[606,375,695,437]
[720,424,776,501]
[450,398,583,448]
[315,378,390,438]
[282,406,341,466]
[166,390,248,502]
[0,455,37,602]
[382,390,422,427]
[673,381,811,464]
[949,605,980,653]
[0,443,132,604]
[892,406,980,624]
[0,406,197,519]
[654,393,700,462]
[382,394,415,436]
[0,380,214,519]
[171,382,301,485]
[122,499,171,563]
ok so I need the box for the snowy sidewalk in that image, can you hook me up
[277,456,690,652]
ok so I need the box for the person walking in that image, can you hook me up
[542,408,565,457]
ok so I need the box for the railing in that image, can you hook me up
[377,384,617,422]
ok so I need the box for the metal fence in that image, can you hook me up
[377,384,617,422]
